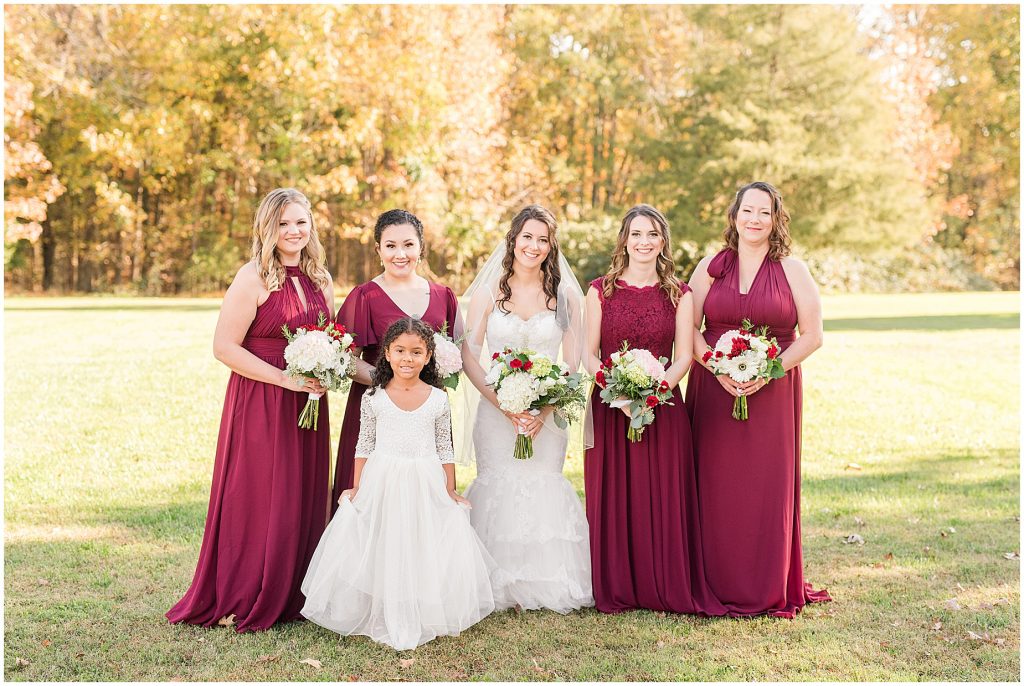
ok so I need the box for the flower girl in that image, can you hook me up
[301,317,507,650]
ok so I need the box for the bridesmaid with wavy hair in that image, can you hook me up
[167,188,334,632]
[686,181,831,617]
[584,204,723,615]
[331,209,462,512]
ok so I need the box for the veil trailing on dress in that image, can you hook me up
[456,244,594,466]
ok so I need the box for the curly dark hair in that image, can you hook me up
[374,209,425,258]
[368,317,442,394]
[496,204,562,317]
[724,181,792,260]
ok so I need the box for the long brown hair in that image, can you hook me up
[251,188,331,292]
[496,204,562,315]
[601,204,682,306]
[368,317,442,394]
[724,181,792,260]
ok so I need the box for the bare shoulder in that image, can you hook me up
[780,256,814,282]
[688,254,714,287]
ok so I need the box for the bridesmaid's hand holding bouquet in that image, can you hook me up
[282,313,357,429]
[596,342,674,442]
[702,318,785,420]
[485,347,588,459]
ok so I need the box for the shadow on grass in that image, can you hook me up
[824,312,1018,332]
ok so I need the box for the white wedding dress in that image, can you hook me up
[301,387,508,650]
[464,310,594,613]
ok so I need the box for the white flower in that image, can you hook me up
[728,350,761,383]
[432,334,463,377]
[495,371,541,414]
[630,348,666,382]
[484,361,503,386]
[749,336,769,353]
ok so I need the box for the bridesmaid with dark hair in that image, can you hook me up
[331,210,462,512]
[583,204,723,615]
[686,181,831,617]
[167,188,333,632]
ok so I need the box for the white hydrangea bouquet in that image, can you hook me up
[596,342,674,442]
[485,347,587,459]
[281,313,357,430]
[432,321,465,391]
[701,318,785,420]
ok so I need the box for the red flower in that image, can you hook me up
[645,395,659,408]
[715,350,724,359]
[739,328,750,336]
[524,360,534,371]
[510,358,523,369]
[767,345,778,359]
[660,380,670,391]
[603,357,613,369]
[701,351,713,363]
[492,352,500,360]
[595,370,606,387]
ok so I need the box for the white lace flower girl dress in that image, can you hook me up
[301,387,507,650]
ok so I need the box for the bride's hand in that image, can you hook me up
[448,490,472,508]
[339,487,358,504]
[503,410,532,431]
[521,407,552,438]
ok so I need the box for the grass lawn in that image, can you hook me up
[4,291,1019,681]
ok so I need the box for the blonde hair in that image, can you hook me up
[602,204,682,306]
[250,188,331,292]
[724,181,792,260]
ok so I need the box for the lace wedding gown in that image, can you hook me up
[301,387,508,650]
[464,310,594,613]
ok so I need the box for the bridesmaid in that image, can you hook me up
[584,204,723,615]
[332,210,462,512]
[167,188,333,632]
[686,181,831,617]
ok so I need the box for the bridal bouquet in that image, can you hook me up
[701,318,785,420]
[432,321,465,391]
[485,347,588,459]
[282,313,357,430]
[596,342,674,442]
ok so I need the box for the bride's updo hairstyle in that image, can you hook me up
[496,205,563,316]
[369,317,442,394]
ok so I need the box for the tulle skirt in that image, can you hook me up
[301,453,508,650]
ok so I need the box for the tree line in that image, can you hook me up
[4,4,1019,294]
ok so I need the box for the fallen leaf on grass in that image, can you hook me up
[37,578,49,586]
[299,658,322,669]
[14,657,30,669]
[75,652,85,659]
[994,597,1010,605]
[843,534,865,545]
[854,516,865,527]
[923,546,932,554]
[255,655,280,664]
[967,631,987,641]
[944,598,962,611]
[656,640,665,649]
[890,620,902,627]
[217,614,236,627]
[1002,552,1019,560]
[884,552,894,560]
[345,676,361,682]
[931,620,943,632]
[845,463,863,471]
[41,639,51,647]
[399,658,415,669]
[447,669,469,680]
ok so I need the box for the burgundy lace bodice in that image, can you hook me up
[590,277,688,359]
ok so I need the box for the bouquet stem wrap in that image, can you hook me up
[298,392,324,429]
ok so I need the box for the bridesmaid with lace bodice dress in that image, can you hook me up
[584,205,725,616]
[167,189,333,632]
[686,182,831,617]
[332,210,461,513]
[461,205,593,614]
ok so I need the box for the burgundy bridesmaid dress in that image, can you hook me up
[584,277,724,615]
[685,249,831,618]
[331,280,461,512]
[167,265,332,632]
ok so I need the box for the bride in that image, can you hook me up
[459,204,594,613]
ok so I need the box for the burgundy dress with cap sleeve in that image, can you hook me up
[584,277,725,615]
[684,249,831,617]
[331,280,461,512]
[166,265,332,632]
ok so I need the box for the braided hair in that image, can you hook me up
[368,317,443,394]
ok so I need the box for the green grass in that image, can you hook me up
[4,291,1020,680]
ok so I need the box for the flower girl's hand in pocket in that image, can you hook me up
[448,490,472,509]
[339,488,358,504]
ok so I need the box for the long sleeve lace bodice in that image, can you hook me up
[354,387,454,464]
